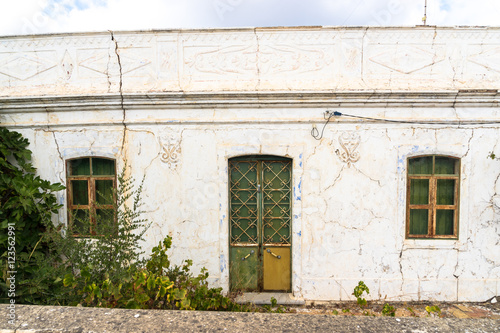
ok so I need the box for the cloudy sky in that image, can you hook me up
[1,0,499,36]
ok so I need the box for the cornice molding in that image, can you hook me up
[1,91,499,113]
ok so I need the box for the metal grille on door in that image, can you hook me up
[229,156,291,292]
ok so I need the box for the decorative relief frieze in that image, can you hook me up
[160,136,181,169]
[366,31,438,41]
[369,46,444,74]
[118,48,152,76]
[336,132,360,167]
[1,28,500,95]
[257,31,335,43]
[468,47,500,73]
[116,34,156,47]
[158,42,177,77]
[78,48,115,77]
[259,45,331,75]
[0,51,57,80]
[61,50,74,80]
[184,45,257,76]
[181,32,255,43]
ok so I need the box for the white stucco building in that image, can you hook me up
[1,26,499,302]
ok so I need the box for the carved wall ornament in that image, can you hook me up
[160,136,181,169]
[369,46,444,74]
[184,45,257,76]
[78,49,113,77]
[336,132,360,167]
[61,50,74,80]
[259,45,330,75]
[0,52,56,81]
[468,47,500,73]
[118,48,152,75]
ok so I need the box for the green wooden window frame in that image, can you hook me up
[406,155,459,239]
[66,157,116,237]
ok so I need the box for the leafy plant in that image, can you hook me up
[425,305,441,317]
[382,303,396,317]
[407,306,416,317]
[0,128,65,304]
[352,281,370,308]
[63,235,243,311]
[261,297,285,313]
[46,166,150,285]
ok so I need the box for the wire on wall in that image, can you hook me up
[311,111,337,140]
[311,110,500,140]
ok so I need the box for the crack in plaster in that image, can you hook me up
[105,36,113,92]
[353,166,382,187]
[145,149,161,174]
[51,131,63,168]
[453,248,460,300]
[493,172,500,199]
[384,129,392,142]
[5,114,17,126]
[462,129,474,159]
[324,167,344,193]
[254,28,261,91]
[110,31,127,161]
[40,107,64,183]
[451,91,460,121]
[427,28,440,83]
[360,27,368,84]
[398,248,404,292]
[37,128,64,184]
[387,41,398,88]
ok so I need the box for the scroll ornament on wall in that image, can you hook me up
[160,136,181,169]
[336,132,360,167]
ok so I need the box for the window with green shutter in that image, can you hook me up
[406,155,459,239]
[66,157,116,237]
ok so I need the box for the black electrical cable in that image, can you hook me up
[311,111,335,140]
[311,110,500,140]
[333,111,500,125]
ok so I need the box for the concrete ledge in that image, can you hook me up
[1,305,499,333]
[235,293,305,305]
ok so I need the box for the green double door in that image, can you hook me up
[229,156,292,292]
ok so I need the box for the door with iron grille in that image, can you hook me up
[229,156,292,292]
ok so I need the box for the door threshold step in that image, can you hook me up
[234,292,305,305]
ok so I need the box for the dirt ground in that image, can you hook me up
[270,299,500,319]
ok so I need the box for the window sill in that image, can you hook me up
[403,238,466,250]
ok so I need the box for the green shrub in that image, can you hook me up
[64,235,243,311]
[425,305,441,317]
[382,303,396,316]
[47,167,150,285]
[352,281,370,308]
[0,128,65,304]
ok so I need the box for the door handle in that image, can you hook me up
[266,249,281,259]
[242,250,255,261]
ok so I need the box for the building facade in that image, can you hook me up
[1,26,499,301]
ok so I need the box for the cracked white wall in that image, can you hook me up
[8,112,499,302]
[1,27,500,302]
